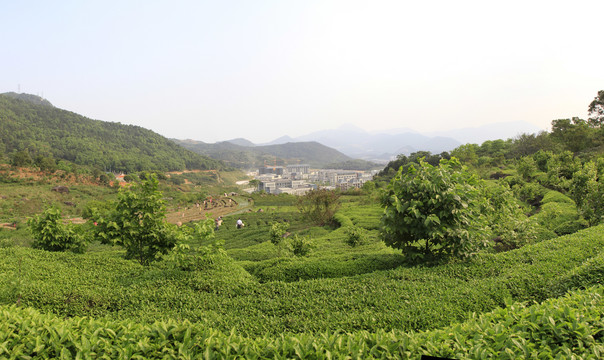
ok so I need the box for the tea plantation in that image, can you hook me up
[1,191,604,357]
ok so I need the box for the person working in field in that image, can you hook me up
[215,216,222,231]
[236,218,244,229]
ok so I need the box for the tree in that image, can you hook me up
[484,182,537,252]
[92,175,178,265]
[296,189,341,226]
[516,156,538,181]
[571,158,604,226]
[380,157,488,262]
[248,179,260,191]
[12,150,32,167]
[269,221,289,255]
[551,118,595,153]
[28,207,86,253]
[450,144,478,165]
[34,155,57,173]
[588,90,604,128]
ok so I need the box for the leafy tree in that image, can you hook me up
[484,182,537,251]
[551,118,596,153]
[450,144,478,165]
[92,175,178,265]
[248,179,260,191]
[532,150,553,172]
[28,207,86,253]
[545,151,581,191]
[163,218,224,271]
[516,156,538,181]
[269,221,289,255]
[361,180,376,194]
[570,158,604,226]
[588,90,604,128]
[296,189,341,226]
[11,150,32,167]
[98,173,110,186]
[380,157,488,262]
[34,155,57,173]
[508,131,556,158]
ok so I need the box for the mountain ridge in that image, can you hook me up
[172,138,373,169]
[0,93,223,172]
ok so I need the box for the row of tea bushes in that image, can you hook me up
[1,285,602,359]
[1,225,603,337]
[244,252,406,282]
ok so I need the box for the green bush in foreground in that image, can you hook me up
[1,285,602,359]
[92,175,179,265]
[27,207,86,253]
[381,157,488,262]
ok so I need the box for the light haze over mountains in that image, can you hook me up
[221,121,544,162]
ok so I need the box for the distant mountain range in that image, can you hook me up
[172,139,380,170]
[178,121,545,166]
[248,121,545,162]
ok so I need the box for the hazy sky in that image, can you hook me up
[3,0,604,143]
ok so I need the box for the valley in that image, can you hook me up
[0,91,603,358]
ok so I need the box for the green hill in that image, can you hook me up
[0,93,223,172]
[173,138,374,169]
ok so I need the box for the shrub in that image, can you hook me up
[344,225,367,247]
[380,157,488,262]
[288,234,314,257]
[296,189,341,226]
[485,183,537,251]
[511,181,546,207]
[92,175,178,265]
[570,158,604,225]
[516,156,538,180]
[27,207,86,253]
[268,221,289,255]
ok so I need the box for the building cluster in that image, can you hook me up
[254,165,375,195]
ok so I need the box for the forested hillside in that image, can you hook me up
[173,138,376,169]
[0,94,223,173]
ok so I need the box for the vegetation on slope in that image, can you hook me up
[0,94,223,173]
[1,284,602,359]
[1,90,604,358]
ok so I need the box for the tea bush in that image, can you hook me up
[0,285,602,359]
[1,225,604,336]
[27,207,86,253]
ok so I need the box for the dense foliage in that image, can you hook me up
[381,158,488,262]
[0,94,223,172]
[1,284,603,359]
[571,158,604,225]
[2,89,604,358]
[296,188,341,226]
[92,175,179,265]
[27,207,86,253]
